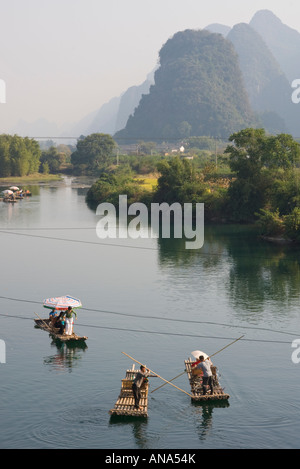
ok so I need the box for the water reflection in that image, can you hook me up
[109,417,149,449]
[157,224,300,313]
[0,184,40,225]
[192,402,230,441]
[43,338,87,372]
[158,237,200,267]
[227,238,300,315]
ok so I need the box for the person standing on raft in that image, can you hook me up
[64,306,77,336]
[132,365,149,410]
[193,355,214,395]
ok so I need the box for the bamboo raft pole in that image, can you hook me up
[122,352,193,398]
[186,335,243,401]
[151,335,244,394]
[109,365,150,418]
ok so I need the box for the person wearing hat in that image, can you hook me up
[132,365,149,410]
[194,355,214,395]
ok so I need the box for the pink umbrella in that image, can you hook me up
[43,295,82,310]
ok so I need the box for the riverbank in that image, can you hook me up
[0,173,63,185]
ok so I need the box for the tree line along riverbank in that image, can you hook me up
[86,129,300,243]
[2,129,300,242]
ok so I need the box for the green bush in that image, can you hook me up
[255,209,284,236]
[284,208,300,241]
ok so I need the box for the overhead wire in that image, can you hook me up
[0,311,294,344]
[0,312,294,344]
[1,209,300,343]
[0,229,156,250]
[0,295,298,344]
[1,228,300,261]
[1,161,300,348]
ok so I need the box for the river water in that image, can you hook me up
[0,177,299,449]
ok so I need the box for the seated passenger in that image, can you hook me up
[49,308,58,326]
[56,312,66,334]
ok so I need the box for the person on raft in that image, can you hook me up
[56,311,66,334]
[132,365,150,410]
[193,355,214,395]
[64,306,77,336]
[49,308,59,326]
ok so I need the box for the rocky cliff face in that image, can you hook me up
[69,10,300,141]
[115,29,255,142]
[227,22,299,135]
[250,10,300,83]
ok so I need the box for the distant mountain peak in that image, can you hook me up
[227,21,296,134]
[204,23,231,37]
[250,9,300,82]
[115,28,255,141]
[250,8,300,36]
[251,9,282,23]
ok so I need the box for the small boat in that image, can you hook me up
[185,358,230,402]
[35,295,85,342]
[34,318,88,343]
[109,365,149,418]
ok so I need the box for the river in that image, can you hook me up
[0,177,299,449]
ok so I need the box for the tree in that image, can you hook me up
[284,207,300,241]
[225,128,266,178]
[255,208,284,236]
[154,157,205,205]
[225,128,300,221]
[71,133,116,174]
[25,137,41,174]
[0,134,41,177]
[10,136,31,176]
[40,146,64,173]
[41,161,50,174]
[263,133,300,169]
[0,135,11,177]
[226,128,300,175]
[86,166,149,208]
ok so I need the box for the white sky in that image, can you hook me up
[0,0,299,134]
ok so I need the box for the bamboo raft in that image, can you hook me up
[185,358,230,402]
[109,365,149,418]
[3,198,18,203]
[34,318,88,343]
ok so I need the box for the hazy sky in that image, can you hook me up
[0,0,300,135]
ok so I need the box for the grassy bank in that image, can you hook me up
[0,173,63,184]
